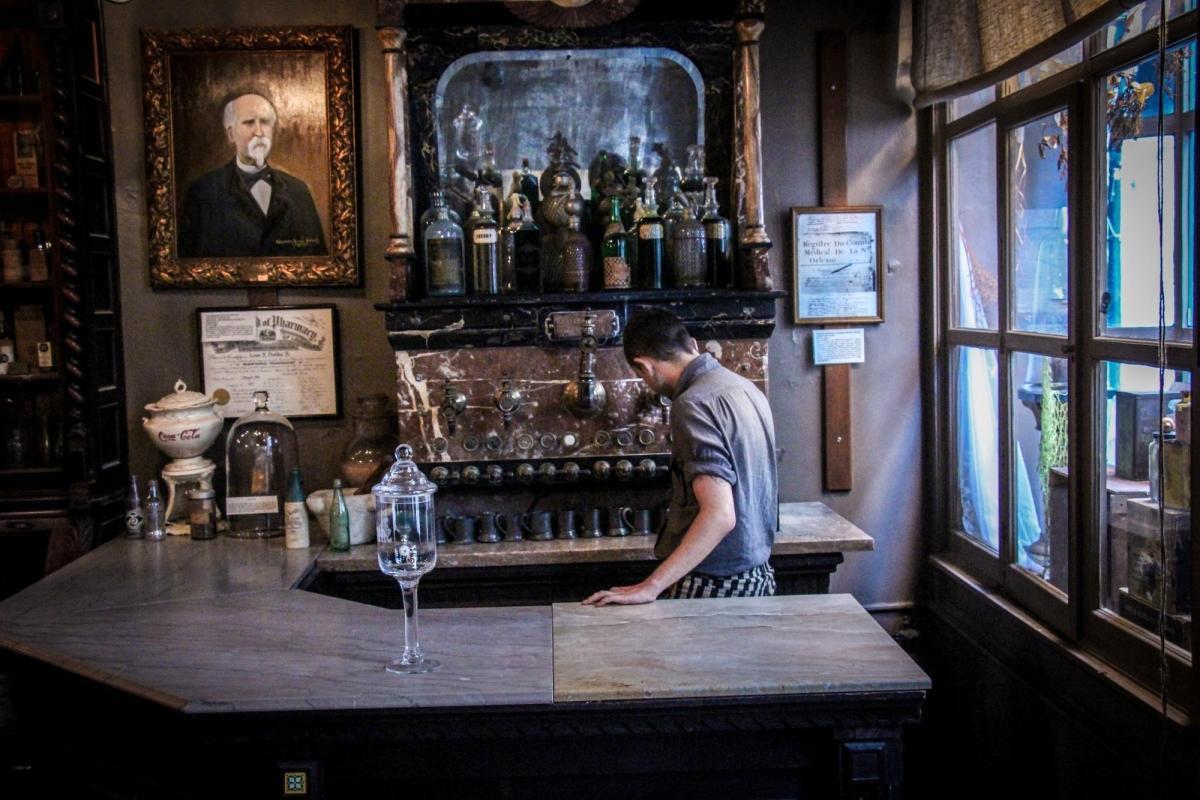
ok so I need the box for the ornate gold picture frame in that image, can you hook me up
[142,26,358,288]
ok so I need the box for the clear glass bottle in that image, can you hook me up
[662,191,689,281]
[125,473,144,539]
[144,479,166,541]
[470,186,501,294]
[340,394,399,488]
[637,177,665,289]
[671,204,708,288]
[478,143,504,221]
[225,390,298,538]
[329,478,351,552]
[702,177,732,288]
[561,213,593,292]
[682,144,706,194]
[424,191,466,297]
[602,196,631,290]
[518,158,540,217]
[420,182,462,234]
[284,468,310,549]
[625,135,646,190]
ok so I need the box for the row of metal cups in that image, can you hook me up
[439,506,663,545]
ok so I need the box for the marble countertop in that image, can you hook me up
[0,506,924,716]
[318,501,874,571]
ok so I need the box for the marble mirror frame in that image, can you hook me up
[376,0,771,301]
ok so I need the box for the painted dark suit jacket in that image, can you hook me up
[178,160,328,258]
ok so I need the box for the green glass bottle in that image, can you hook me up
[601,196,630,289]
[329,478,351,552]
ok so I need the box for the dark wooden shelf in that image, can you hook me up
[379,289,785,350]
[0,94,43,106]
[0,466,62,477]
[0,372,62,384]
[0,280,53,290]
[0,186,49,198]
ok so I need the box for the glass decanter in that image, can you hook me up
[225,390,298,538]
[373,444,439,674]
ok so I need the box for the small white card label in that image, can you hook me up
[226,495,280,516]
[813,328,866,365]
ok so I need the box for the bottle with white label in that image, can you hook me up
[636,177,665,289]
[225,390,298,538]
[469,186,501,295]
[284,467,310,549]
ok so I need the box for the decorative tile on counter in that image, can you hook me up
[0,589,553,713]
[552,594,930,703]
[0,536,322,624]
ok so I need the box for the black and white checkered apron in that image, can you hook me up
[665,562,777,599]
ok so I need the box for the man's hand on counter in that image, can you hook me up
[582,580,664,606]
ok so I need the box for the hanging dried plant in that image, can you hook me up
[1106,47,1191,150]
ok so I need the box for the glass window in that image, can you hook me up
[1101,39,1197,341]
[950,85,995,121]
[952,346,1000,551]
[1011,352,1070,591]
[1098,360,1192,651]
[1009,110,1070,335]
[950,124,999,329]
[1004,43,1083,94]
[1100,0,1197,50]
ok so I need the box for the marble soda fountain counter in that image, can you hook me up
[0,502,926,795]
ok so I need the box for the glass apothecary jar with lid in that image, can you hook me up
[225,390,298,538]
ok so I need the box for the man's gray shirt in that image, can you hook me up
[656,352,778,576]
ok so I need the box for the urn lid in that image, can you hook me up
[145,379,225,413]
[372,444,437,502]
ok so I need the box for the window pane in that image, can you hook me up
[1004,43,1083,94]
[1101,39,1196,341]
[1009,110,1070,335]
[950,124,998,329]
[950,85,995,121]
[1011,353,1069,592]
[953,346,1000,551]
[1099,361,1192,651]
[1099,0,1197,50]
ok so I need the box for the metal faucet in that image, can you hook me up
[494,379,522,427]
[440,384,467,434]
[562,312,607,419]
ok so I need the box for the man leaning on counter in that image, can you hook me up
[584,309,779,606]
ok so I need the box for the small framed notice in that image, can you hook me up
[812,328,866,365]
[197,305,341,419]
[791,206,884,325]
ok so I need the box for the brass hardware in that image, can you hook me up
[430,466,450,485]
[485,464,504,484]
[616,431,634,448]
[638,428,656,446]
[562,461,581,481]
[539,463,557,482]
[440,384,467,435]
[614,459,634,479]
[562,312,608,419]
[516,433,535,450]
[515,463,535,482]
[462,465,480,484]
[592,460,611,479]
[562,432,580,450]
[495,379,523,427]
[636,458,658,479]
[539,433,559,450]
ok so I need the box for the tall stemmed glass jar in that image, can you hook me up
[372,444,439,674]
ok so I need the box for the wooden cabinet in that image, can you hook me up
[0,0,127,594]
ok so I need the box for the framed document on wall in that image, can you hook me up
[790,206,884,324]
[197,305,341,419]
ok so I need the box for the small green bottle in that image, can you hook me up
[329,478,351,552]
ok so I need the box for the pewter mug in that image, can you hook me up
[555,509,577,539]
[522,510,555,541]
[630,508,654,536]
[476,512,501,543]
[497,512,523,541]
[440,514,476,544]
[605,506,634,537]
[580,508,604,538]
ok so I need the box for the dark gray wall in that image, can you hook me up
[106,1,920,608]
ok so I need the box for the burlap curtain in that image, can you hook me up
[911,0,1131,107]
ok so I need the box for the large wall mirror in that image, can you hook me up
[434,47,705,197]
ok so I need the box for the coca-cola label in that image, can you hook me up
[226,495,279,516]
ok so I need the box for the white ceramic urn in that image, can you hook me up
[142,379,225,462]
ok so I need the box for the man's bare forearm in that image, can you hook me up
[643,506,733,594]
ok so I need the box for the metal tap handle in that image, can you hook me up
[495,379,522,427]
[441,384,467,435]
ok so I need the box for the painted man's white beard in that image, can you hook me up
[246,137,271,168]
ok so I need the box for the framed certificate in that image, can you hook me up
[790,206,884,325]
[197,305,341,419]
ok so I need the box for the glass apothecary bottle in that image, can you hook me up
[702,177,732,288]
[636,177,665,289]
[225,390,299,538]
[424,190,466,296]
[373,444,437,579]
[340,394,399,488]
[671,204,707,288]
[602,196,631,289]
[561,213,593,292]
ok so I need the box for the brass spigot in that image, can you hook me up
[495,379,522,428]
[441,384,467,435]
[562,312,607,419]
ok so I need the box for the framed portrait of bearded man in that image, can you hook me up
[142,26,359,287]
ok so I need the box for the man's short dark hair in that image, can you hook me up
[623,308,697,363]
